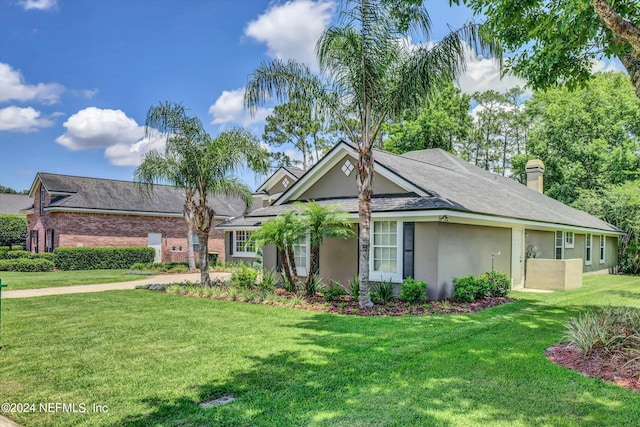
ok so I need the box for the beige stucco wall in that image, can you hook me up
[435,223,512,300]
[299,154,406,200]
[526,258,583,290]
[525,230,555,259]
[266,177,289,196]
[414,222,440,299]
[319,224,358,286]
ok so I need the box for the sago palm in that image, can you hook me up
[245,0,498,307]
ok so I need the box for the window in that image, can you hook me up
[192,233,199,252]
[555,231,563,260]
[293,236,309,276]
[45,229,54,253]
[234,230,256,256]
[341,159,354,176]
[39,186,45,215]
[565,231,574,248]
[585,234,592,265]
[599,235,606,264]
[370,220,402,282]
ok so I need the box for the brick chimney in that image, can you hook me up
[526,159,545,193]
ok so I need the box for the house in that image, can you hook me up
[218,141,621,299]
[251,166,305,209]
[0,193,32,215]
[23,173,246,262]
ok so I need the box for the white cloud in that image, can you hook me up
[455,42,528,95]
[104,134,167,167]
[56,107,144,151]
[0,63,65,104]
[209,88,271,126]
[592,58,626,73]
[245,0,334,71]
[18,0,57,10]
[0,106,54,132]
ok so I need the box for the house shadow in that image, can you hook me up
[112,300,640,426]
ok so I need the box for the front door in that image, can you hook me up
[511,228,524,288]
[148,233,162,263]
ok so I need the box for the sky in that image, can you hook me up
[0,0,533,193]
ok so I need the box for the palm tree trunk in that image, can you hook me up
[197,230,211,287]
[286,245,298,292]
[183,194,197,271]
[305,244,320,288]
[357,130,374,308]
[279,247,294,289]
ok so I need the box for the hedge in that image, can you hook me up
[0,214,27,247]
[53,247,156,270]
[0,258,55,272]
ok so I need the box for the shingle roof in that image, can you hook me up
[218,142,620,233]
[0,194,32,215]
[36,173,247,217]
[283,166,305,179]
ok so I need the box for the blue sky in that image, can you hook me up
[0,0,528,192]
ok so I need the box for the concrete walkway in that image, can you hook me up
[1,272,231,299]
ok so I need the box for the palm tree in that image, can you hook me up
[248,210,305,288]
[297,201,355,289]
[137,102,269,286]
[135,102,201,271]
[245,0,497,307]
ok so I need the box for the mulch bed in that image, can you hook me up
[546,343,640,392]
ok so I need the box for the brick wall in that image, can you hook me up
[27,183,226,262]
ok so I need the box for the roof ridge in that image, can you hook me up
[372,147,463,174]
[38,172,185,190]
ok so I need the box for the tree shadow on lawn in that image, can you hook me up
[114,300,640,427]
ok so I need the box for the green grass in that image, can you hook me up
[1,275,639,426]
[0,270,146,291]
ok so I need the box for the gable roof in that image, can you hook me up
[29,172,247,218]
[255,166,305,194]
[219,141,619,233]
[0,194,32,215]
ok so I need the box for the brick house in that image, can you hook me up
[23,173,246,263]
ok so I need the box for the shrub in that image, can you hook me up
[485,270,510,297]
[5,250,34,259]
[347,275,359,299]
[0,258,55,272]
[129,262,190,273]
[452,275,480,303]
[53,247,155,270]
[322,280,347,302]
[231,264,259,289]
[258,269,277,291]
[305,274,322,296]
[374,280,394,302]
[400,277,427,303]
[564,306,640,356]
[0,215,27,247]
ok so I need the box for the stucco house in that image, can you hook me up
[218,141,621,299]
[23,173,246,263]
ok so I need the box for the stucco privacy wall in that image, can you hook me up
[298,154,406,200]
[526,258,583,290]
[435,222,512,300]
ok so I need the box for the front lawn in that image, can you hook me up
[0,275,638,426]
[0,269,145,291]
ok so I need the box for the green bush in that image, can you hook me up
[5,250,34,259]
[347,275,359,299]
[322,280,346,302]
[0,258,55,272]
[231,264,259,289]
[400,277,427,303]
[453,275,481,303]
[257,269,277,291]
[305,274,322,296]
[485,270,510,297]
[373,280,394,302]
[129,262,190,273]
[53,247,155,270]
[0,247,9,260]
[0,214,27,247]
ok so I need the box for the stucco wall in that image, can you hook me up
[525,230,555,259]
[299,154,406,200]
[413,222,439,299]
[526,258,583,290]
[435,223,512,300]
[318,224,358,286]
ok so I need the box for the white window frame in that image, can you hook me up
[554,231,564,260]
[369,220,403,283]
[234,230,256,257]
[293,235,310,277]
[564,231,574,248]
[585,234,592,265]
[599,235,606,264]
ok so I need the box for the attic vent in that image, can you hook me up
[282,178,290,188]
[341,159,354,176]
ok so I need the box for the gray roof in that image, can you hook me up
[35,173,247,217]
[218,142,620,233]
[0,194,32,215]
[283,166,305,179]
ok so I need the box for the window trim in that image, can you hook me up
[369,220,403,283]
[599,235,606,264]
[585,233,592,265]
[233,230,257,257]
[564,231,574,248]
[293,235,310,277]
[554,231,564,260]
